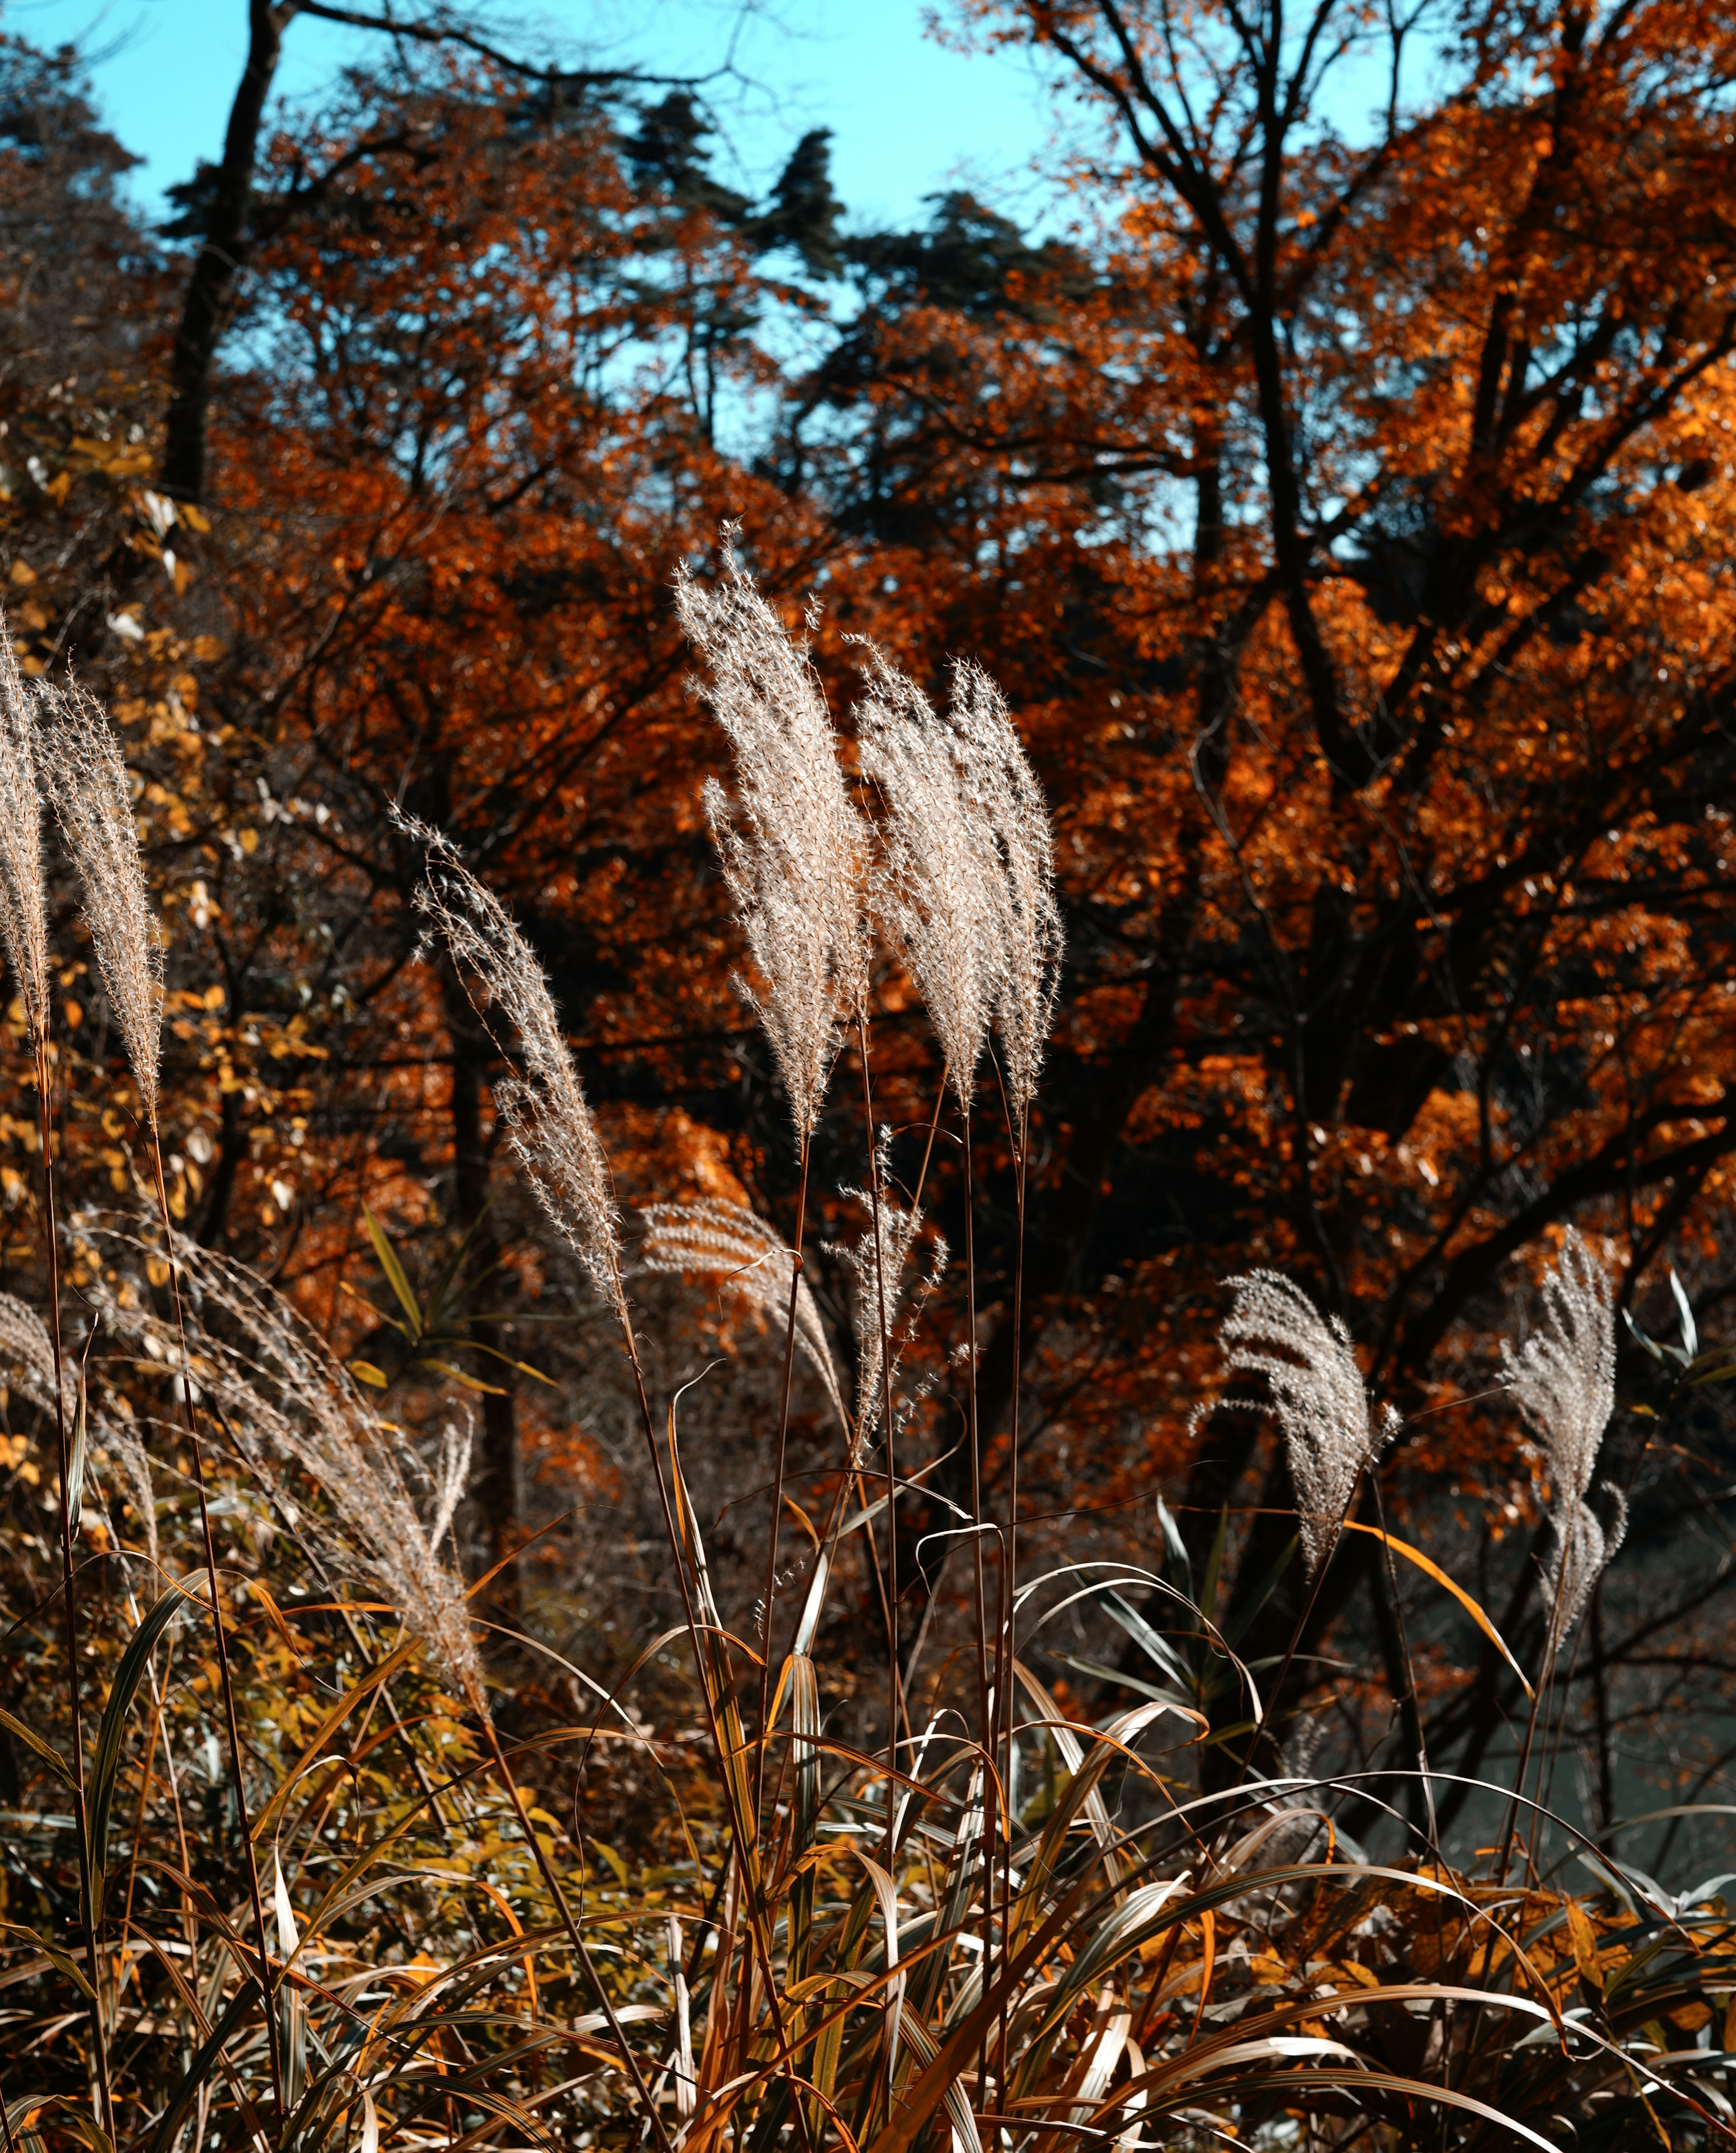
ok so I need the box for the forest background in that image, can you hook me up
[1,0,1735,1882]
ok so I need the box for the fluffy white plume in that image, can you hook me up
[675,545,870,1142]
[92,1230,484,1710]
[407,821,624,1318]
[36,679,164,1125]
[1213,1270,1381,1577]
[947,660,1063,1127]
[833,1156,946,1449]
[857,652,1003,1111]
[0,622,49,1044]
[0,1287,61,1416]
[640,1198,846,1428]
[1501,1230,1625,1643]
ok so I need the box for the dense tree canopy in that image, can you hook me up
[2,0,1734,1832]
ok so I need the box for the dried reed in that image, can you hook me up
[947,658,1063,1131]
[407,818,625,1316]
[36,678,164,1126]
[0,625,49,1045]
[43,677,281,2102]
[1502,1228,1625,1640]
[640,1198,846,1427]
[1213,1270,1381,1577]
[833,1167,945,1450]
[0,619,112,2130]
[92,1229,486,1712]
[0,1285,63,1416]
[857,649,1002,1113]
[674,542,870,1140]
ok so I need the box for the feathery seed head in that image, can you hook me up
[0,620,49,1046]
[1501,1229,1624,1640]
[947,660,1063,1127]
[0,1288,64,1418]
[640,1199,846,1427]
[94,1228,485,1711]
[675,541,870,1143]
[36,678,164,1124]
[1213,1270,1378,1577]
[406,817,624,1317]
[833,1150,946,1449]
[857,649,1003,1111]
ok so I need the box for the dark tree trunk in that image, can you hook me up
[159,0,293,504]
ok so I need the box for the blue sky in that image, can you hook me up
[5,0,1066,235]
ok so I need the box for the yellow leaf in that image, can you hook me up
[1566,1903,1603,1988]
[349,1360,389,1388]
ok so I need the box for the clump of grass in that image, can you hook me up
[0,586,1727,2153]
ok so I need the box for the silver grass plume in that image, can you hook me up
[92,1228,483,1710]
[0,1287,62,1418]
[1212,1270,1382,1577]
[834,1155,947,1451]
[0,1290,153,1562]
[640,1199,846,1428]
[406,819,624,1318]
[674,544,870,1141]
[0,623,49,1044]
[857,649,1003,1111]
[98,1402,160,1572]
[36,679,164,1126]
[1501,1229,1625,1643]
[947,660,1063,1127]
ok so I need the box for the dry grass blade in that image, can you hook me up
[1212,1270,1381,1577]
[35,678,164,1126]
[1502,1227,1624,1638]
[406,816,625,1318]
[675,540,870,1140]
[640,1197,847,1426]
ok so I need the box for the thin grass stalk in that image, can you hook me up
[754,1137,811,1816]
[146,1132,284,2114]
[33,1036,114,2138]
[1491,1536,1576,1888]
[1367,1462,1439,1858]
[1221,1463,1370,1814]
[853,1021,901,1860]
[852,1012,903,2138]
[613,1300,818,2153]
[478,1716,674,2153]
[960,1103,998,2076]
[994,1114,1030,2115]
[796,1065,946,1687]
